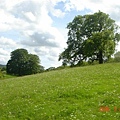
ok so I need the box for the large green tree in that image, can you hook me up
[6,48,43,76]
[59,11,120,66]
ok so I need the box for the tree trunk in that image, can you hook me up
[99,50,103,64]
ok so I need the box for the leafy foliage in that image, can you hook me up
[6,48,43,76]
[59,11,120,66]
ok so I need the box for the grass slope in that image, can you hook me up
[0,63,120,120]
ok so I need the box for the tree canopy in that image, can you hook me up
[6,48,44,76]
[59,11,120,66]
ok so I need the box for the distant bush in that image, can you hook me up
[56,66,65,70]
[46,67,56,71]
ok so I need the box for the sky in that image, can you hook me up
[0,0,120,69]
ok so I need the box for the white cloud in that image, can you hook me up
[0,56,9,65]
[64,0,120,24]
[0,48,8,55]
[0,36,21,65]
[0,0,67,68]
[51,8,65,18]
[21,32,58,47]
[34,47,49,56]
[23,12,36,22]
[0,37,17,48]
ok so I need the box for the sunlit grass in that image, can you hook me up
[0,63,120,119]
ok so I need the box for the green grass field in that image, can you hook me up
[0,63,120,120]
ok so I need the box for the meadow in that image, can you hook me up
[0,63,120,120]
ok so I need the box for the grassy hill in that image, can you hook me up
[0,63,120,120]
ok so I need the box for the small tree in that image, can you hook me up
[7,48,43,76]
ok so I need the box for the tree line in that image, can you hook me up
[6,11,120,76]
